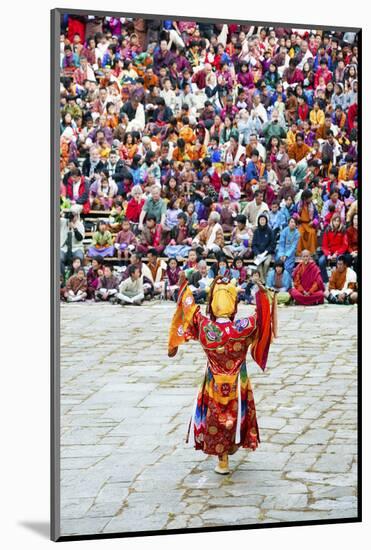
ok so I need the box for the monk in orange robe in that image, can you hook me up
[295,189,319,255]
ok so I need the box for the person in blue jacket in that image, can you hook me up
[275,217,300,274]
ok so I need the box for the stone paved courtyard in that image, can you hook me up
[59,301,358,537]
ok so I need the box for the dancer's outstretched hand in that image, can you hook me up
[256,280,267,293]
[168,347,178,357]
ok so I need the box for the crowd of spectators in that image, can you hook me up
[59,15,359,307]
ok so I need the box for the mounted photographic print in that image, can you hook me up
[51,8,361,542]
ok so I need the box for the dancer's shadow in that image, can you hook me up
[18,521,49,539]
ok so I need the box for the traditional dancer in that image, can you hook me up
[168,271,277,474]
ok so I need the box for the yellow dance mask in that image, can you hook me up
[210,280,238,319]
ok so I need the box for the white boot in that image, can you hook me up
[214,453,230,475]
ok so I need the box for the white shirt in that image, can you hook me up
[160,89,177,111]
[72,181,81,200]
[252,103,268,125]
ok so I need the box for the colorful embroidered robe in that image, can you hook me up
[168,282,274,456]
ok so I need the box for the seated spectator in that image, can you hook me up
[266,260,292,305]
[230,257,249,286]
[265,159,279,191]
[309,177,324,216]
[187,260,213,304]
[122,252,155,300]
[207,256,230,279]
[224,133,246,167]
[185,202,199,236]
[88,220,115,258]
[288,133,311,163]
[325,256,358,305]
[252,214,276,283]
[276,217,300,274]
[89,169,118,211]
[65,167,90,214]
[125,185,145,228]
[164,212,192,259]
[256,178,276,209]
[245,149,267,185]
[183,249,199,276]
[165,258,181,300]
[117,264,144,305]
[81,147,105,182]
[290,249,325,305]
[269,200,286,240]
[146,248,167,296]
[63,267,88,302]
[218,197,239,233]
[218,172,241,204]
[163,197,183,232]
[138,185,167,229]
[223,214,253,260]
[244,271,262,305]
[137,215,165,256]
[338,154,357,186]
[105,149,130,194]
[319,214,348,283]
[230,257,249,302]
[95,264,119,302]
[277,176,297,204]
[152,96,173,127]
[65,257,83,282]
[114,218,137,263]
[108,199,126,233]
[60,207,85,278]
[86,256,104,299]
[322,188,346,225]
[281,195,296,227]
[242,190,269,228]
[192,212,224,259]
[309,100,325,131]
[294,189,319,255]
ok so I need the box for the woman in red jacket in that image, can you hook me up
[125,185,145,229]
[319,214,348,283]
[65,168,90,214]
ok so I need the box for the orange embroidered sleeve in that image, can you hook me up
[168,282,200,357]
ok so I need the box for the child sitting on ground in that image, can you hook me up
[64,267,88,302]
[166,258,181,300]
[95,264,119,302]
[117,264,144,305]
[64,256,84,285]
[244,270,261,305]
[86,256,104,299]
